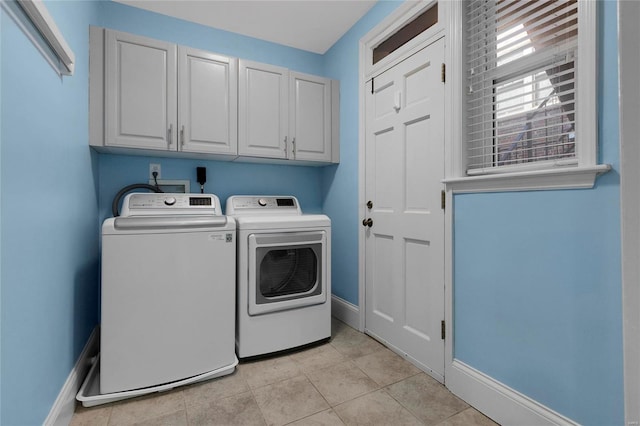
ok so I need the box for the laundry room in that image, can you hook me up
[0,1,629,425]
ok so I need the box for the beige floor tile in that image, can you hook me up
[331,318,351,337]
[108,390,185,426]
[187,391,266,426]
[306,361,379,406]
[183,371,249,410]
[329,327,384,359]
[333,389,422,426]
[70,403,112,426]
[386,373,469,425]
[289,343,346,372]
[239,355,302,389]
[436,407,499,426]
[253,375,329,426]
[353,348,420,387]
[288,408,346,426]
[132,410,187,426]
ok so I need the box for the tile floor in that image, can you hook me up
[70,318,499,426]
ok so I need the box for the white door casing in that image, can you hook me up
[364,38,446,381]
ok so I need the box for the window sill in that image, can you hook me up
[443,164,612,193]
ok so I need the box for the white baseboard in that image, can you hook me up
[331,295,360,330]
[447,360,578,426]
[44,327,100,426]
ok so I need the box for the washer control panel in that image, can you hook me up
[226,196,301,215]
[121,193,221,216]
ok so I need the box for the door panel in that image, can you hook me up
[105,30,176,150]
[238,60,288,158]
[290,72,332,161]
[364,38,445,380]
[179,47,237,154]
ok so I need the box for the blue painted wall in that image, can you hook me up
[454,2,622,424]
[0,1,100,424]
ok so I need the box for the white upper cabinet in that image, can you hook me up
[238,60,289,159]
[91,27,339,164]
[289,71,332,162]
[178,47,238,155]
[95,28,238,158]
[105,30,177,150]
[238,60,339,163]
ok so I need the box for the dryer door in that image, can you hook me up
[248,230,327,315]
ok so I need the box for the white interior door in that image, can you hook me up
[364,38,445,381]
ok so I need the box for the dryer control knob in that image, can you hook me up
[258,198,267,207]
[164,197,177,206]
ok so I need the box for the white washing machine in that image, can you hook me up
[226,195,331,358]
[100,193,237,396]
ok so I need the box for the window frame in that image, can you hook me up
[443,0,610,193]
[1,0,75,76]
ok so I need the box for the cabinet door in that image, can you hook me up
[289,72,332,162]
[178,47,238,155]
[105,30,177,150]
[238,60,288,159]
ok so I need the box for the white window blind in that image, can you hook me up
[466,0,578,174]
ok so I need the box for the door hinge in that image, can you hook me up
[371,77,374,94]
[441,190,446,210]
[441,320,446,340]
[441,63,446,83]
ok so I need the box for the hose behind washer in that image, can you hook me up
[112,183,163,217]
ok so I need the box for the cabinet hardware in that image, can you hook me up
[292,137,296,159]
[284,136,288,155]
[441,320,446,340]
[180,125,185,146]
[167,124,173,147]
[441,190,446,210]
[367,200,373,209]
[362,218,373,227]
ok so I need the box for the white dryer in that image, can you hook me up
[226,196,331,358]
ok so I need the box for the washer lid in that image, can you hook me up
[235,214,330,230]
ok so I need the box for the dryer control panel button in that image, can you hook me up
[258,198,268,206]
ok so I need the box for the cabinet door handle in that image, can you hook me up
[292,137,296,159]
[180,125,185,146]
[284,136,288,156]
[167,124,173,147]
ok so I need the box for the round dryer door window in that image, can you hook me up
[256,245,322,303]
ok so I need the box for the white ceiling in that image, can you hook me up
[112,0,378,54]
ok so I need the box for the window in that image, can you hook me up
[444,0,609,191]
[373,4,438,65]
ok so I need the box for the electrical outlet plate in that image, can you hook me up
[149,163,161,180]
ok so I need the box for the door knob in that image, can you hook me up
[362,218,373,227]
